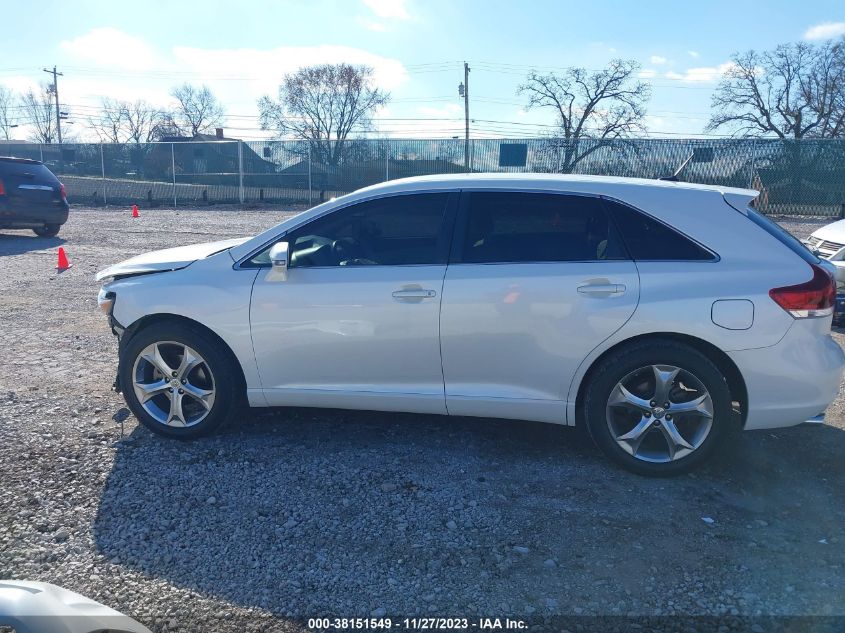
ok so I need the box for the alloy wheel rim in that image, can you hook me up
[132,341,216,427]
[605,364,714,463]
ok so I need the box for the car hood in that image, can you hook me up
[95,237,249,281]
[809,219,845,244]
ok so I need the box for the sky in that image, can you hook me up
[1,0,844,141]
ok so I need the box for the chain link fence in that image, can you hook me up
[2,137,844,216]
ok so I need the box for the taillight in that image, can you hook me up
[0,179,5,196]
[59,183,66,199]
[769,264,835,318]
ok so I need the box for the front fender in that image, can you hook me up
[108,253,263,400]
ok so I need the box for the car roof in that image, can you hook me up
[0,156,43,165]
[229,172,759,263]
[351,172,757,197]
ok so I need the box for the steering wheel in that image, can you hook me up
[330,237,377,266]
[331,237,362,262]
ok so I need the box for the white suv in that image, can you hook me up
[96,174,845,475]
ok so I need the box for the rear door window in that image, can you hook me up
[459,191,627,263]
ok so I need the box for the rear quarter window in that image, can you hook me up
[602,198,716,261]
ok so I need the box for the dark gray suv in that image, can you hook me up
[0,157,69,237]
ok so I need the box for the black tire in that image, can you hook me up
[33,224,61,238]
[582,339,731,476]
[120,321,240,439]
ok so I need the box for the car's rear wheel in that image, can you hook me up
[582,340,731,476]
[120,322,239,439]
[33,224,61,238]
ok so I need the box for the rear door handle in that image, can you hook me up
[392,288,437,300]
[577,283,626,297]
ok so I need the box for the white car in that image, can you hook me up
[96,174,845,475]
[804,219,845,294]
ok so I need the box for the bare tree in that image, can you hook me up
[88,98,128,143]
[21,84,56,144]
[518,59,651,173]
[258,63,390,166]
[125,100,164,143]
[169,84,225,137]
[0,85,17,140]
[707,39,845,138]
[149,110,182,141]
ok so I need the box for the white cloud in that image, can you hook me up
[665,62,734,83]
[60,27,162,71]
[804,22,845,40]
[357,17,389,32]
[688,50,700,58]
[650,55,668,65]
[363,0,411,20]
[30,29,411,140]
[417,103,461,118]
[172,44,408,92]
[639,68,658,79]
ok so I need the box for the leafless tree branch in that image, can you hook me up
[258,64,390,166]
[518,59,651,172]
[21,84,56,144]
[707,38,845,138]
[169,84,225,137]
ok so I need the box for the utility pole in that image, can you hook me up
[42,66,63,144]
[461,62,470,172]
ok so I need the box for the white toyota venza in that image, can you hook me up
[96,174,845,475]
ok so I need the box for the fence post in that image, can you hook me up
[171,142,177,209]
[748,138,758,189]
[308,151,312,206]
[39,144,43,162]
[100,143,107,206]
[385,143,389,182]
[238,140,245,205]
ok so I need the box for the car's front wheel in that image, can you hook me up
[120,322,240,439]
[33,224,61,238]
[582,340,732,476]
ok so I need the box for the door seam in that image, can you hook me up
[438,265,450,415]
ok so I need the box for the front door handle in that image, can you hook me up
[392,288,437,300]
[577,283,626,297]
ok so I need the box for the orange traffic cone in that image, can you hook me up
[132,204,140,218]
[56,247,71,271]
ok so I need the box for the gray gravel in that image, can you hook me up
[1,208,845,632]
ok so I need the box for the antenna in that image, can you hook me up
[659,152,695,182]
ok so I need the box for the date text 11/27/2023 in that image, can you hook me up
[306,617,528,630]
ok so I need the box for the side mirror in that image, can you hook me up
[265,241,289,282]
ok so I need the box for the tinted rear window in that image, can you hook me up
[461,192,627,263]
[0,160,58,183]
[603,199,716,261]
[745,206,819,265]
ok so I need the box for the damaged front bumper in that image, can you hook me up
[109,313,126,394]
[99,287,126,393]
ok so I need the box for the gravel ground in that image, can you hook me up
[1,207,845,632]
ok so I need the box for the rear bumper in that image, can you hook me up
[0,198,69,228]
[729,319,845,430]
